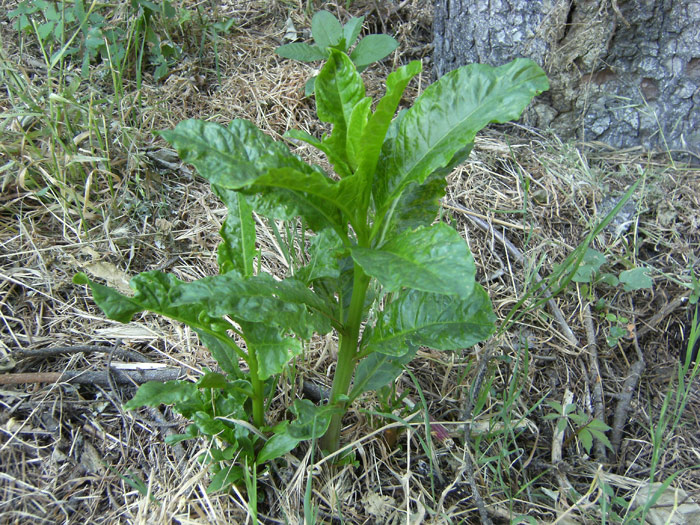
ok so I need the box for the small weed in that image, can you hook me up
[544,400,613,455]
[276,10,398,96]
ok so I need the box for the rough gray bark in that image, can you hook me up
[433,0,700,161]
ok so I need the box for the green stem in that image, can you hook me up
[247,348,266,428]
[321,267,370,453]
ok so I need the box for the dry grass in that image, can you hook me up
[1,1,699,523]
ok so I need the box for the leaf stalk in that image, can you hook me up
[321,266,370,452]
[246,347,266,428]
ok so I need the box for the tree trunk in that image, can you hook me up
[433,0,700,162]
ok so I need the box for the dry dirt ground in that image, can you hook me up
[1,1,699,523]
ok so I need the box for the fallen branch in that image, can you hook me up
[636,292,689,339]
[0,364,182,386]
[552,388,575,496]
[611,330,646,456]
[12,344,151,363]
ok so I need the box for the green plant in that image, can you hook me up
[190,5,237,85]
[74,37,548,493]
[9,0,103,77]
[0,44,117,214]
[602,312,630,347]
[572,248,653,293]
[275,10,398,95]
[130,0,183,82]
[621,312,699,524]
[9,0,183,82]
[571,247,653,346]
[687,270,700,305]
[544,400,613,455]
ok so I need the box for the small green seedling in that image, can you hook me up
[545,400,613,455]
[572,248,652,346]
[604,313,631,347]
[275,10,398,95]
[572,248,653,292]
[75,27,548,496]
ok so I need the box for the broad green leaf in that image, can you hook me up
[349,345,418,400]
[619,267,653,291]
[304,75,317,97]
[287,399,335,440]
[198,332,242,377]
[275,42,328,62]
[256,399,337,463]
[373,59,549,214]
[285,128,323,149]
[295,229,343,284]
[74,273,141,323]
[354,61,421,212]
[589,427,614,451]
[556,418,568,434]
[241,322,303,380]
[350,34,398,71]
[257,427,300,464]
[351,223,476,298]
[124,380,199,409]
[599,273,619,287]
[196,371,228,389]
[315,51,365,167]
[159,119,317,190]
[165,424,198,444]
[207,465,244,493]
[244,181,345,235]
[192,411,235,442]
[311,10,343,49]
[572,248,606,283]
[160,119,347,233]
[365,285,496,355]
[212,186,256,277]
[383,173,447,237]
[223,379,255,399]
[588,419,612,432]
[170,271,332,338]
[285,129,352,178]
[342,16,364,49]
[346,97,372,170]
[75,271,248,365]
[305,254,366,325]
[253,167,360,232]
[215,396,250,441]
[579,428,593,454]
[76,271,230,332]
[545,400,563,414]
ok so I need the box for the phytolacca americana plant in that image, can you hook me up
[75,49,548,488]
[275,10,398,96]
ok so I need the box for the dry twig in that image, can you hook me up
[610,328,646,456]
[11,344,151,363]
[582,302,608,462]
[552,389,574,496]
[0,364,182,386]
